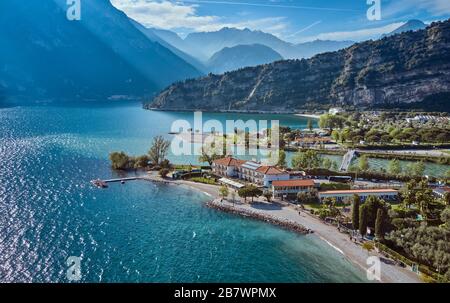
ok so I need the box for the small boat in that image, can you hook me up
[121,180,125,184]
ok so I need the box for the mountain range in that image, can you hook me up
[0,0,438,106]
[148,20,450,112]
[207,44,283,74]
[0,0,201,102]
[383,19,427,37]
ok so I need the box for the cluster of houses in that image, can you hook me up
[405,115,450,123]
[212,156,399,202]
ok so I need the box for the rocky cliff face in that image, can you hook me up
[147,20,450,112]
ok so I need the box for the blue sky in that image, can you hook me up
[111,0,450,42]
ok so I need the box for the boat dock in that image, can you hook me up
[102,177,141,183]
[90,177,143,188]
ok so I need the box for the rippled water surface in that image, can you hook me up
[0,102,369,282]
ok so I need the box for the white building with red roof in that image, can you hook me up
[211,157,246,178]
[271,180,316,199]
[212,157,290,187]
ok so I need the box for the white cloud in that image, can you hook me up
[299,22,405,42]
[383,0,450,18]
[111,0,288,35]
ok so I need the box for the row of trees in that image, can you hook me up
[348,180,450,280]
[319,112,450,145]
[352,195,390,239]
[237,185,263,203]
[291,149,433,179]
[109,136,171,170]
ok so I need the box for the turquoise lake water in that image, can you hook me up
[0,102,371,282]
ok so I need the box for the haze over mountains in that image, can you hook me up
[0,0,201,102]
[149,20,450,112]
[383,19,427,37]
[207,44,283,74]
[181,27,354,62]
[0,0,437,105]
[132,20,430,74]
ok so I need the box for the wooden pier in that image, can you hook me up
[102,177,141,183]
[90,176,143,188]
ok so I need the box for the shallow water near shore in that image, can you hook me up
[0,101,369,282]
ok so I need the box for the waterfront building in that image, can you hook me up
[211,157,245,177]
[271,180,316,199]
[318,189,399,202]
[212,157,290,187]
[432,187,450,199]
[329,107,345,115]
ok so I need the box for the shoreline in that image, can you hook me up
[126,173,422,283]
[294,113,321,119]
[206,199,311,235]
[146,107,325,117]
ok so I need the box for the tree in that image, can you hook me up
[263,192,272,202]
[341,128,351,143]
[352,194,360,230]
[160,159,171,169]
[445,170,450,183]
[362,242,375,255]
[319,114,345,132]
[387,226,450,278]
[359,206,368,237]
[307,119,313,131]
[134,155,150,169]
[322,158,333,170]
[441,207,450,228]
[247,186,262,203]
[388,158,402,175]
[406,161,425,177]
[414,161,426,177]
[109,151,130,170]
[363,196,388,228]
[291,150,322,170]
[358,155,370,172]
[331,130,340,142]
[277,150,287,168]
[238,185,262,203]
[219,185,229,201]
[159,168,170,178]
[148,136,170,166]
[198,146,224,166]
[297,191,318,204]
[375,208,386,240]
[230,191,237,205]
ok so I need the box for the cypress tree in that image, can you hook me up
[352,194,360,230]
[359,205,368,237]
[375,208,385,239]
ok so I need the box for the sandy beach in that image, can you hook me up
[142,173,422,283]
[294,113,321,119]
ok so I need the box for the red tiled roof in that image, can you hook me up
[256,166,285,175]
[320,189,398,195]
[272,180,315,187]
[213,157,245,166]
